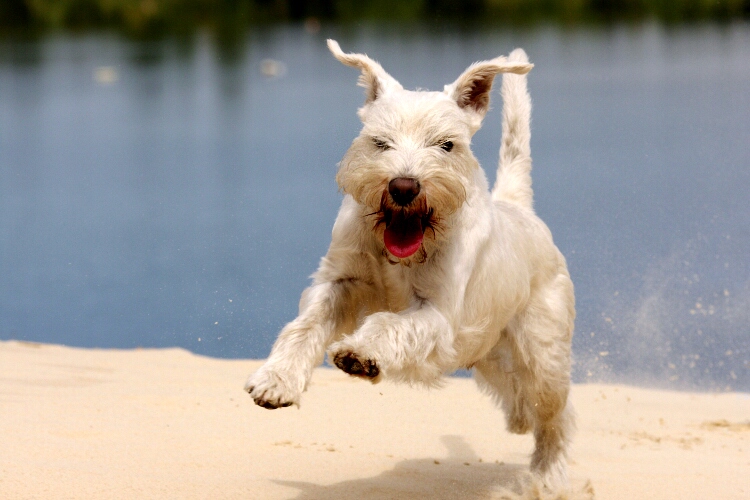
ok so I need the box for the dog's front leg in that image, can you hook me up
[329,303,457,385]
[245,279,365,409]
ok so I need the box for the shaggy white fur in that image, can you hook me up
[245,39,576,489]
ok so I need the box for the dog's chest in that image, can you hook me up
[378,260,435,312]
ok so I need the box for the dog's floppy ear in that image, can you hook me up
[327,39,402,104]
[446,54,533,118]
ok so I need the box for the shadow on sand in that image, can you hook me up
[275,435,530,500]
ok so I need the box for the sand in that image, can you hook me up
[1,340,748,499]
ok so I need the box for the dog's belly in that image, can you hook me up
[451,261,526,368]
[453,306,515,368]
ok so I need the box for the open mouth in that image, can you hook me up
[383,209,429,259]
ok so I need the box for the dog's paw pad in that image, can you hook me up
[333,351,379,378]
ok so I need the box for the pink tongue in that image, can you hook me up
[384,212,423,258]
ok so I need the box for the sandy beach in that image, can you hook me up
[1,340,747,499]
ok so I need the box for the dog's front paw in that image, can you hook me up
[331,349,380,379]
[244,368,299,409]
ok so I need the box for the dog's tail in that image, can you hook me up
[492,48,533,209]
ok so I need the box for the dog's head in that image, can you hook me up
[328,40,532,264]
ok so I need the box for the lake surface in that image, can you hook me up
[1,22,748,391]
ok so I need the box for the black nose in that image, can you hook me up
[388,177,420,206]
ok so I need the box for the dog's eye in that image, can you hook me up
[439,141,454,152]
[372,138,391,151]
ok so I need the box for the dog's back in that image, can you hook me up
[493,49,534,210]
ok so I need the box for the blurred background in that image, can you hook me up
[1,1,748,391]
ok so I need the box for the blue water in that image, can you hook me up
[1,22,748,391]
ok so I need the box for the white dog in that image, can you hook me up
[245,39,575,488]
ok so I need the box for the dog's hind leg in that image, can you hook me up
[514,273,575,488]
[477,273,575,489]
[474,340,534,436]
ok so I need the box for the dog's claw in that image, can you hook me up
[250,392,294,410]
[333,351,379,378]
[256,399,293,410]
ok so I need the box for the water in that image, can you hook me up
[1,22,748,391]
